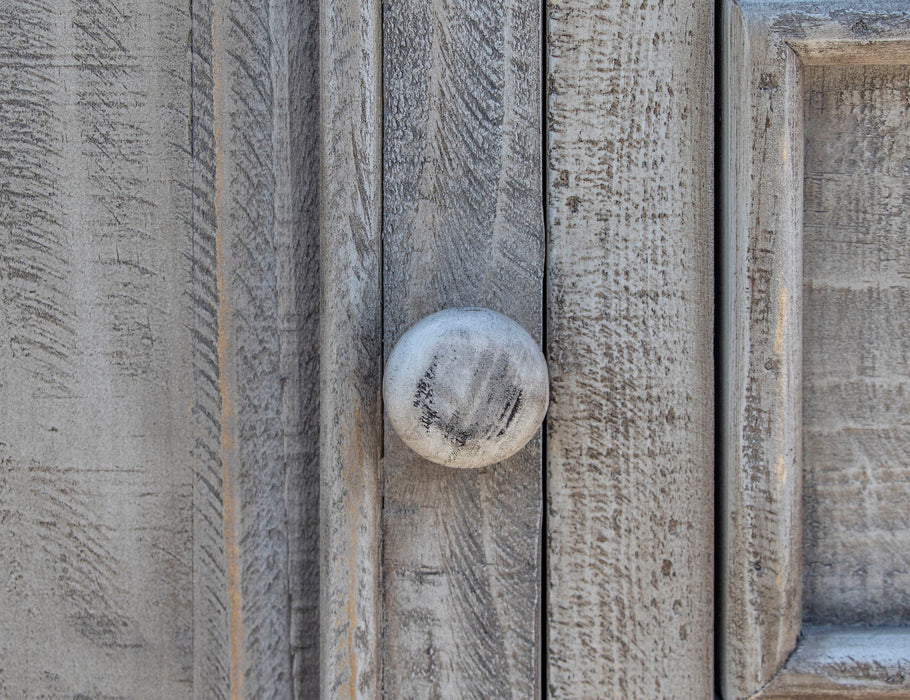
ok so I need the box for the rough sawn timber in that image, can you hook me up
[318,0,383,696]
[273,0,322,695]
[719,3,804,696]
[801,62,910,630]
[0,0,315,696]
[381,0,545,695]
[545,1,715,697]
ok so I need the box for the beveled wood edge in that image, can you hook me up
[760,627,910,698]
[720,3,804,697]
[789,39,910,66]
[722,3,910,699]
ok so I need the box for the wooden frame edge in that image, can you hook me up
[721,2,804,696]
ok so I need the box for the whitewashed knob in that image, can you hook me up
[383,308,549,469]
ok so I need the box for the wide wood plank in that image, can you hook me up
[0,3,198,695]
[0,0,306,695]
[381,0,544,695]
[546,1,715,696]
[318,0,383,696]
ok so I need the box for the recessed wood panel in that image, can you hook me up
[721,3,910,697]
[802,64,910,627]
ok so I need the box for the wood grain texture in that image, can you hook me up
[0,0,306,696]
[318,0,383,696]
[720,3,910,698]
[720,4,805,696]
[381,0,544,695]
[0,2,197,695]
[194,0,296,694]
[545,1,714,697]
[802,64,910,628]
[271,0,321,695]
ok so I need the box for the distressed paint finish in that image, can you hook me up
[318,0,383,696]
[801,64,910,627]
[0,0,308,696]
[382,0,544,695]
[760,627,910,697]
[721,2,910,698]
[0,2,197,695]
[194,0,299,693]
[545,1,714,697]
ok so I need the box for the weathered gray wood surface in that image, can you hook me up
[0,7,197,693]
[802,63,910,628]
[720,3,910,698]
[274,0,321,695]
[318,0,383,696]
[545,1,715,697]
[0,0,313,696]
[381,0,544,695]
[720,4,804,696]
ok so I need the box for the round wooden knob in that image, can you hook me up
[384,308,549,468]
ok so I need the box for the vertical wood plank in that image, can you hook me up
[194,0,296,693]
[381,0,544,696]
[318,0,383,695]
[272,0,321,694]
[545,1,715,697]
[0,0,305,696]
[189,1,231,691]
[0,2,197,695]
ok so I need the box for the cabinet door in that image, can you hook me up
[720,2,910,697]
[1,0,713,697]
[322,0,715,695]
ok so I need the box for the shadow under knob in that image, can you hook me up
[383,308,549,468]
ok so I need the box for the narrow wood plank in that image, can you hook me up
[719,4,805,697]
[318,0,383,695]
[188,3,232,692]
[546,1,715,697]
[270,0,321,694]
[381,0,544,695]
[194,0,297,693]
